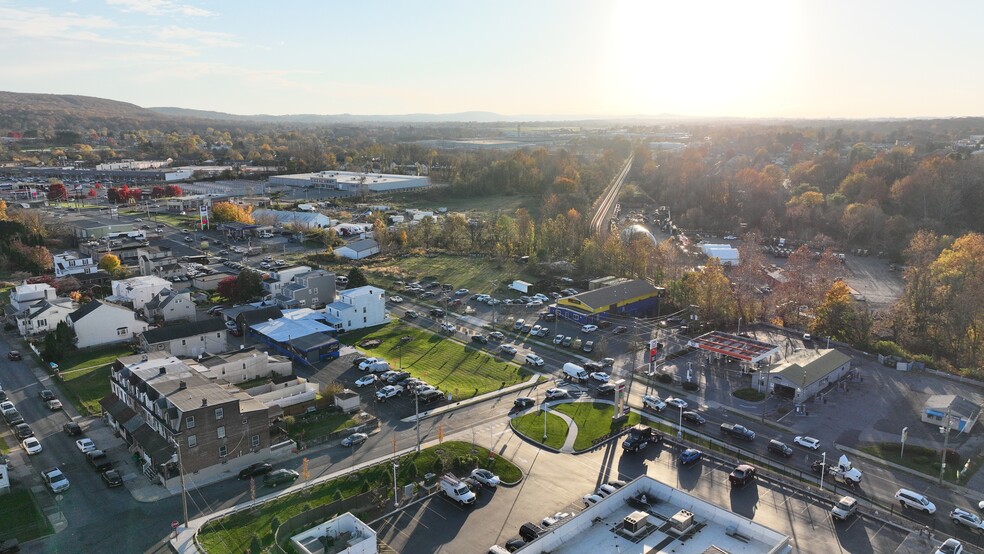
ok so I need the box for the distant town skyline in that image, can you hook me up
[2,0,983,119]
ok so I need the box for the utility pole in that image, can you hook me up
[173,437,189,528]
[819,452,826,490]
[415,390,421,453]
[939,408,952,484]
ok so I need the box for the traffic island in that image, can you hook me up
[510,409,570,451]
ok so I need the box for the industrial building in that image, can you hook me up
[269,170,430,193]
[553,279,662,324]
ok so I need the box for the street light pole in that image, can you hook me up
[819,451,826,490]
[415,391,421,453]
[939,407,952,485]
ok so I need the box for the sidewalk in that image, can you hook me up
[401,373,543,423]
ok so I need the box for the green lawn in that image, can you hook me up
[554,402,641,451]
[732,388,766,402]
[510,410,568,450]
[859,442,983,484]
[340,323,529,400]
[56,344,134,416]
[198,441,521,554]
[286,412,360,441]
[362,254,539,298]
[0,435,11,454]
[0,489,52,542]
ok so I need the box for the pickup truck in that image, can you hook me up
[622,426,661,452]
[720,422,756,441]
[440,474,476,505]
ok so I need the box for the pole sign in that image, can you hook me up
[199,204,209,230]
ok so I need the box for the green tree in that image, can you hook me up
[234,270,264,302]
[346,267,369,288]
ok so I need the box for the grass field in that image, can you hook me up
[510,410,568,450]
[0,489,52,543]
[732,388,766,402]
[554,402,641,451]
[197,440,521,554]
[859,442,983,484]
[340,322,529,400]
[363,253,539,297]
[55,344,133,415]
[286,412,360,441]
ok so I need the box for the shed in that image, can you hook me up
[922,395,981,433]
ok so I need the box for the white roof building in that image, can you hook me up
[269,170,430,193]
[701,243,740,266]
[514,475,789,554]
[110,275,173,311]
[252,209,333,229]
[335,239,380,260]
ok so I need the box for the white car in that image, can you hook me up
[583,494,604,506]
[793,436,821,450]
[541,512,571,527]
[666,397,688,409]
[589,371,610,383]
[358,357,380,370]
[41,467,70,493]
[949,508,984,531]
[530,324,542,335]
[526,300,543,308]
[934,539,963,554]
[553,334,565,345]
[724,235,738,240]
[76,438,96,453]
[354,375,377,388]
[475,294,491,303]
[499,345,517,356]
[375,385,401,401]
[224,320,238,330]
[470,468,501,487]
[22,437,42,455]
[389,295,404,303]
[581,324,599,333]
[643,395,666,411]
[545,388,569,400]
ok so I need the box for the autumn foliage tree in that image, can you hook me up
[212,202,254,224]
[47,182,68,201]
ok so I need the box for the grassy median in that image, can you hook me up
[197,441,522,554]
[554,402,641,451]
[510,410,569,450]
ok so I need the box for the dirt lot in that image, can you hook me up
[841,253,904,311]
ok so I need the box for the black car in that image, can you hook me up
[14,423,34,440]
[471,334,488,344]
[102,469,124,488]
[238,462,274,480]
[429,308,445,318]
[583,361,605,372]
[63,421,82,436]
[352,357,368,367]
[4,410,24,426]
[596,383,616,395]
[513,397,535,410]
[6,350,22,361]
[682,411,706,425]
[404,310,419,319]
[729,464,757,487]
[505,538,526,552]
[612,326,628,335]
[38,389,55,401]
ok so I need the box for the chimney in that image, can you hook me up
[159,367,165,375]
[178,381,187,390]
[201,398,208,407]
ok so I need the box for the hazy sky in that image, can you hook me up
[2,0,983,118]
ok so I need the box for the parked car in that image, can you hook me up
[264,469,299,487]
[471,334,489,344]
[499,345,517,356]
[582,340,594,353]
[596,383,616,395]
[63,422,82,436]
[238,462,273,480]
[46,399,63,411]
[768,439,793,458]
[589,371,609,383]
[561,336,573,347]
[6,350,21,361]
[41,467,70,493]
[76,438,96,453]
[679,448,703,465]
[404,310,419,319]
[831,496,858,521]
[341,432,369,447]
[38,389,55,401]
[470,468,500,487]
[375,385,402,401]
[488,331,505,341]
[102,469,124,488]
[793,436,821,450]
[14,423,33,440]
[934,539,963,554]
[21,437,42,455]
[665,397,688,409]
[729,464,757,487]
[389,295,403,303]
[581,324,598,333]
[541,512,571,528]
[553,334,565,345]
[358,357,380,370]
[612,326,627,335]
[355,375,377,388]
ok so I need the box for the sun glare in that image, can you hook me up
[609,1,796,116]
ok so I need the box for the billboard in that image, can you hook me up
[199,205,209,229]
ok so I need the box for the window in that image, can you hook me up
[217,426,225,439]
[188,434,197,448]
[181,339,186,346]
[214,407,224,420]
[218,445,227,458]
[186,415,196,429]
[216,333,221,338]
[311,288,318,294]
[37,319,47,327]
[363,307,366,313]
[117,327,128,336]
[251,435,260,448]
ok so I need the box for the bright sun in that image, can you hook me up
[608,1,796,116]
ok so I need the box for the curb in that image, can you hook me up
[401,373,544,423]
[507,415,563,454]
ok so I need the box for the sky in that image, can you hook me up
[2,0,983,119]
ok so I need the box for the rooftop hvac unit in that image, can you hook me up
[668,509,695,534]
[623,511,650,536]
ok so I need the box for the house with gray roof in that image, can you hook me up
[274,269,335,309]
[68,300,150,348]
[769,349,853,403]
[335,238,379,260]
[139,318,228,357]
[144,289,195,324]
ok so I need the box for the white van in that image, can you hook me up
[563,362,588,382]
[336,276,349,286]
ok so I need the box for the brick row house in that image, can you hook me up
[101,352,272,482]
